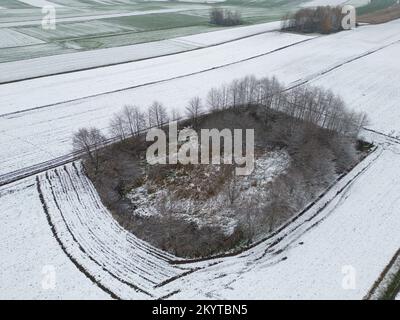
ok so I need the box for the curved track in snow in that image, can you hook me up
[34,137,400,299]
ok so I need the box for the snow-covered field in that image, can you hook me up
[0,21,281,83]
[1,11,400,299]
[0,177,107,299]
[2,133,399,299]
[0,7,205,28]
[302,0,369,7]
[2,20,400,178]
[0,30,313,176]
[167,143,400,299]
[0,31,310,114]
[308,41,400,139]
[36,163,191,299]
[16,0,63,7]
[0,28,44,49]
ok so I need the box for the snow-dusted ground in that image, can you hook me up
[0,177,108,299]
[0,28,44,49]
[35,163,191,299]
[166,142,400,299]
[308,41,400,139]
[0,31,311,114]
[127,150,290,236]
[2,133,399,299]
[2,20,400,178]
[0,31,313,176]
[0,21,281,83]
[0,7,205,28]
[16,0,63,7]
[2,18,400,299]
[302,0,369,7]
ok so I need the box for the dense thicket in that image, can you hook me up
[209,7,242,26]
[281,6,344,34]
[205,75,368,137]
[73,74,370,257]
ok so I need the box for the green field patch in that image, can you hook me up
[105,12,209,31]
[72,24,217,50]
[17,20,137,41]
[0,42,76,63]
[357,0,397,15]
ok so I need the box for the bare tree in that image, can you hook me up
[122,105,146,137]
[72,127,106,174]
[282,5,344,34]
[109,113,127,141]
[209,7,242,26]
[148,101,169,128]
[186,96,203,129]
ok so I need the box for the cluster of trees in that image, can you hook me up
[73,74,367,176]
[75,73,371,257]
[281,6,344,34]
[110,103,164,141]
[209,7,242,26]
[204,75,368,137]
[108,99,205,141]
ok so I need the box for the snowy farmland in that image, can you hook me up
[2,20,400,177]
[0,28,44,49]
[1,1,400,300]
[2,133,400,299]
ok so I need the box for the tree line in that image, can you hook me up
[204,75,368,137]
[209,7,242,26]
[73,75,367,174]
[281,6,345,34]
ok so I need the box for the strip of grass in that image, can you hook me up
[106,13,209,31]
[380,267,400,300]
[357,0,397,15]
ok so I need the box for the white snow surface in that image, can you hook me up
[166,145,400,299]
[2,136,400,299]
[0,7,205,28]
[0,177,108,299]
[302,0,369,7]
[16,0,63,7]
[2,19,400,299]
[0,28,44,49]
[0,21,281,83]
[36,163,190,299]
[2,20,400,177]
[0,30,312,176]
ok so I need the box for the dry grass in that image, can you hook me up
[358,4,400,24]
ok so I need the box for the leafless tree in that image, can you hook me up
[282,6,344,34]
[186,96,203,129]
[72,127,106,174]
[209,7,242,26]
[109,113,127,141]
[148,101,169,128]
[122,105,146,137]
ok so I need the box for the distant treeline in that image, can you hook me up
[205,75,368,137]
[282,6,345,34]
[209,7,242,26]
